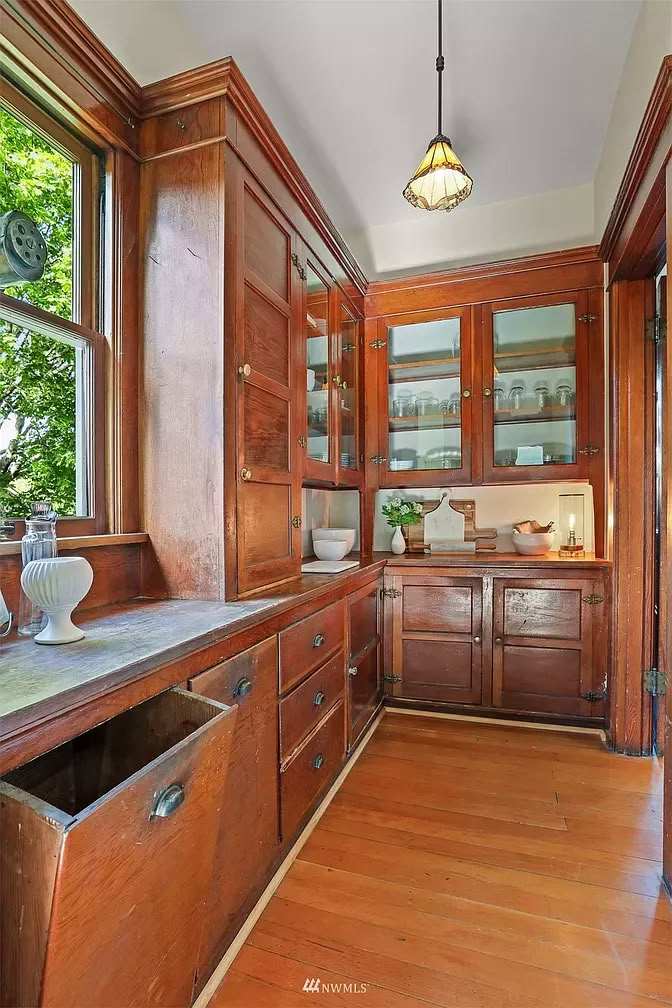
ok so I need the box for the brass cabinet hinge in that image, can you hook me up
[370,340,387,349]
[380,587,401,599]
[644,668,667,696]
[291,515,302,528]
[290,252,306,281]
[578,312,598,323]
[342,342,356,352]
[582,594,604,605]
[580,690,605,702]
[645,314,666,343]
[383,674,402,683]
[578,445,600,456]
[370,455,387,465]
[298,436,307,448]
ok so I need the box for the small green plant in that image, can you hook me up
[381,497,423,527]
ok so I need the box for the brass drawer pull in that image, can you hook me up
[176,119,186,130]
[150,782,184,820]
[233,676,253,698]
[313,753,324,770]
[313,690,326,706]
[313,633,325,648]
[240,467,252,481]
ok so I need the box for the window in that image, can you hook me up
[0,81,102,531]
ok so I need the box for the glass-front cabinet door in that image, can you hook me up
[379,308,473,486]
[337,300,361,480]
[305,260,334,481]
[481,292,590,481]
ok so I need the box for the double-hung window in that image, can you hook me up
[1,80,103,536]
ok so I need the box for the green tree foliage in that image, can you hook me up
[0,106,78,518]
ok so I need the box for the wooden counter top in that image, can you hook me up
[0,557,386,773]
[380,551,611,568]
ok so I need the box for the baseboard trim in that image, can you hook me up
[385,704,606,740]
[193,707,386,1008]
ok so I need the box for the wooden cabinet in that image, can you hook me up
[385,566,608,723]
[188,638,280,990]
[347,579,383,748]
[492,577,606,718]
[0,690,236,1008]
[280,700,345,840]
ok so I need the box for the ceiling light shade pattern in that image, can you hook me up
[403,133,473,211]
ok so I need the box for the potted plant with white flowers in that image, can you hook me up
[381,497,423,555]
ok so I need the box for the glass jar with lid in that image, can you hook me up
[509,384,526,410]
[18,502,58,636]
[555,384,575,407]
[392,391,415,417]
[533,384,551,409]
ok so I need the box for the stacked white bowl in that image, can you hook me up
[312,528,356,561]
[512,531,554,555]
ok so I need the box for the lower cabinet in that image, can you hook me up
[0,690,237,1008]
[347,578,384,748]
[188,637,280,991]
[385,567,608,722]
[280,700,346,839]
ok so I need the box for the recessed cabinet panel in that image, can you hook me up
[239,483,292,567]
[349,647,380,741]
[349,586,378,659]
[502,586,582,640]
[403,584,474,635]
[402,639,476,702]
[244,384,290,471]
[244,284,290,386]
[244,190,289,300]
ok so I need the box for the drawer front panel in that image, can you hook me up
[189,638,280,982]
[502,586,582,641]
[140,98,222,159]
[279,600,345,693]
[280,702,345,840]
[403,583,475,635]
[280,650,344,761]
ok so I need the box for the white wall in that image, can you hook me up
[347,184,595,280]
[594,0,672,238]
[301,489,360,556]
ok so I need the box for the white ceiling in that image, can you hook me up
[70,0,641,274]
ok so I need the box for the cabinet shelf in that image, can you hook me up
[494,406,576,425]
[389,358,461,383]
[494,346,575,374]
[389,413,461,431]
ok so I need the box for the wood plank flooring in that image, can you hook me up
[211,712,670,1008]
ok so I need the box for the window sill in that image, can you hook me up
[0,532,149,557]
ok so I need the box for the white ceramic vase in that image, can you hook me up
[20,557,93,645]
[390,526,406,555]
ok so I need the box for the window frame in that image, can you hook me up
[0,80,105,538]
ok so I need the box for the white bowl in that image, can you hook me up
[312,528,356,554]
[512,532,554,556]
[21,556,93,644]
[313,539,348,561]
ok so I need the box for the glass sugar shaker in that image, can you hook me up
[18,501,58,636]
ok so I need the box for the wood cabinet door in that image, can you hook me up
[347,579,383,747]
[390,575,484,704]
[231,163,302,595]
[492,578,602,716]
[336,299,363,486]
[188,638,280,989]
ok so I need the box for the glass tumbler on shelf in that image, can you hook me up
[509,384,526,410]
[18,502,58,636]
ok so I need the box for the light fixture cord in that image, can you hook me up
[436,0,444,136]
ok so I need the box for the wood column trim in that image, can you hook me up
[663,160,672,890]
[608,279,653,754]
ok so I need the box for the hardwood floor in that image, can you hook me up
[211,712,670,1008]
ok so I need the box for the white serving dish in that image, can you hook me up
[512,531,554,556]
[313,539,348,561]
[312,528,356,554]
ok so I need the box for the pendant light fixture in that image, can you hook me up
[403,0,473,212]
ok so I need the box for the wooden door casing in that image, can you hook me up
[492,578,603,717]
[390,575,484,705]
[233,166,302,595]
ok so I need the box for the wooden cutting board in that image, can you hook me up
[448,499,498,542]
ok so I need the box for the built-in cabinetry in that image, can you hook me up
[347,578,384,748]
[372,290,604,489]
[384,563,608,723]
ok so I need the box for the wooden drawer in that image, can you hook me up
[140,97,222,159]
[188,638,279,987]
[0,689,236,1008]
[279,600,345,693]
[280,701,345,840]
[280,650,345,762]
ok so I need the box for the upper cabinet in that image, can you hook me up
[372,290,603,490]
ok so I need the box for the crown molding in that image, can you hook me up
[139,58,368,294]
[599,55,672,264]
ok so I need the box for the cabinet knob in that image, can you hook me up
[233,676,253,698]
[240,467,252,481]
[150,782,185,820]
[483,388,492,397]
[495,637,503,645]
[238,363,251,378]
[348,666,358,677]
[462,389,471,399]
[176,119,186,130]
[313,753,324,770]
[313,633,325,648]
[313,690,326,706]
[473,636,481,643]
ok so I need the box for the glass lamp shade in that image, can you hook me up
[403,134,473,212]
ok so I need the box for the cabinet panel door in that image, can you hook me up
[189,638,280,988]
[492,578,597,716]
[481,292,591,483]
[337,300,362,483]
[348,579,383,747]
[234,170,302,595]
[391,576,483,705]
